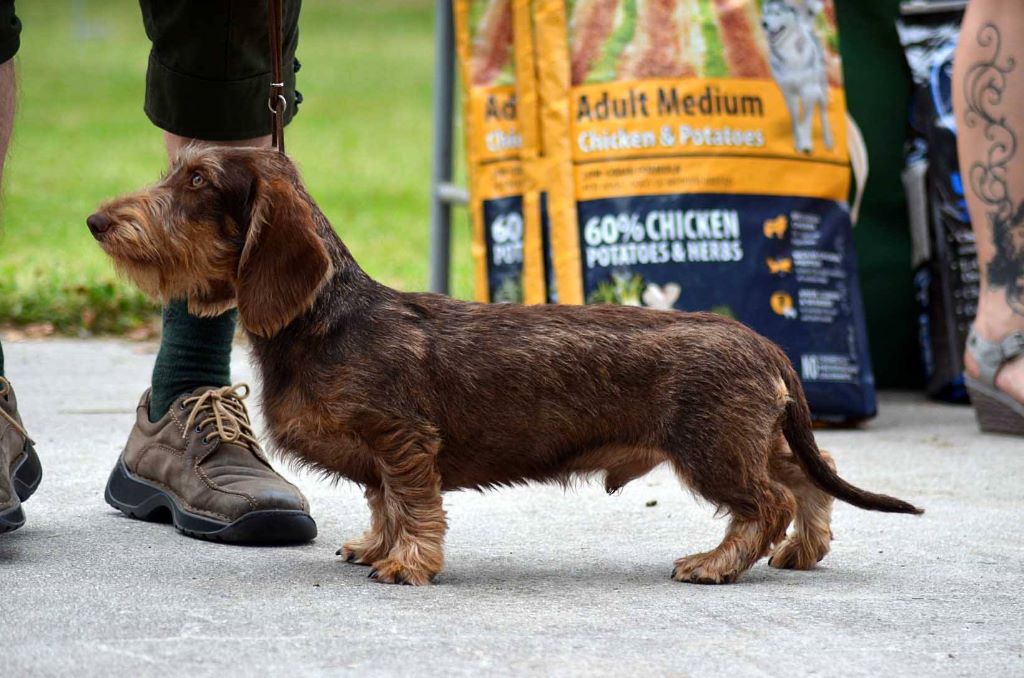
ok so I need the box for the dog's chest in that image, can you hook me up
[770,27,821,78]
[263,392,378,485]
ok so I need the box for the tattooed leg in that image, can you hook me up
[953,1,1024,402]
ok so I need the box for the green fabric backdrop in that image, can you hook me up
[835,0,923,389]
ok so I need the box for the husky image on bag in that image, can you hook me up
[762,0,833,154]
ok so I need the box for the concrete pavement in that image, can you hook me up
[0,339,1021,677]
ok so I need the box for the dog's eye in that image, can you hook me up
[190,173,205,188]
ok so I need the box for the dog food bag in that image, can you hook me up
[532,0,876,422]
[512,0,580,304]
[897,1,975,403]
[510,0,549,304]
[455,0,527,302]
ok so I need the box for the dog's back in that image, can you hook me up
[395,299,781,489]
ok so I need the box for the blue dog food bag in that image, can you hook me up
[531,0,876,422]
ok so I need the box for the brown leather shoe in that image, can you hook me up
[104,385,316,544]
[0,377,43,533]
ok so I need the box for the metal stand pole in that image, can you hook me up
[428,0,457,294]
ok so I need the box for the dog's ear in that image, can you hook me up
[236,176,333,338]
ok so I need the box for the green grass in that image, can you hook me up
[0,0,474,333]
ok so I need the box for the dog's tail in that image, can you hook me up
[777,355,923,515]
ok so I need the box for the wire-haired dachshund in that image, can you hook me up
[88,147,921,585]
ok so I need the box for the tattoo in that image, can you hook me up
[964,23,1024,315]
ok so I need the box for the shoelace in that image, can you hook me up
[182,384,261,451]
[0,377,33,444]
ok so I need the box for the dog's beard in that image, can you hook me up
[105,238,209,305]
[100,220,176,302]
[111,255,239,314]
[110,257,169,302]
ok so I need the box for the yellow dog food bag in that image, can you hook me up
[511,0,584,304]
[454,0,528,303]
[532,0,876,422]
[510,0,547,304]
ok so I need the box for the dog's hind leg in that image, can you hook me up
[360,423,447,586]
[670,483,795,584]
[767,434,835,570]
[669,440,795,584]
[339,484,395,566]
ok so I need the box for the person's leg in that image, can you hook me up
[104,0,315,544]
[0,3,40,534]
[0,56,15,380]
[147,302,235,422]
[954,0,1024,407]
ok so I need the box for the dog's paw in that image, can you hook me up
[336,534,388,566]
[671,552,742,585]
[337,543,370,565]
[768,537,828,570]
[368,558,436,586]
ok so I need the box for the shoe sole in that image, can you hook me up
[0,441,43,534]
[966,377,1024,437]
[104,460,317,545]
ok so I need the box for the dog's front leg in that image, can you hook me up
[784,91,809,153]
[338,484,395,566]
[800,96,818,153]
[363,428,447,585]
[817,94,834,151]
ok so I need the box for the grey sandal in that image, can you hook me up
[965,327,1024,436]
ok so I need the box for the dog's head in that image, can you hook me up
[88,146,333,338]
[761,0,818,40]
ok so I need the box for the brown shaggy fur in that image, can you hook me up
[89,147,922,586]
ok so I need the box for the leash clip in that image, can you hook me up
[268,93,288,115]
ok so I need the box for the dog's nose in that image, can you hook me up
[87,212,112,238]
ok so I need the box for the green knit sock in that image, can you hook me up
[148,300,236,422]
